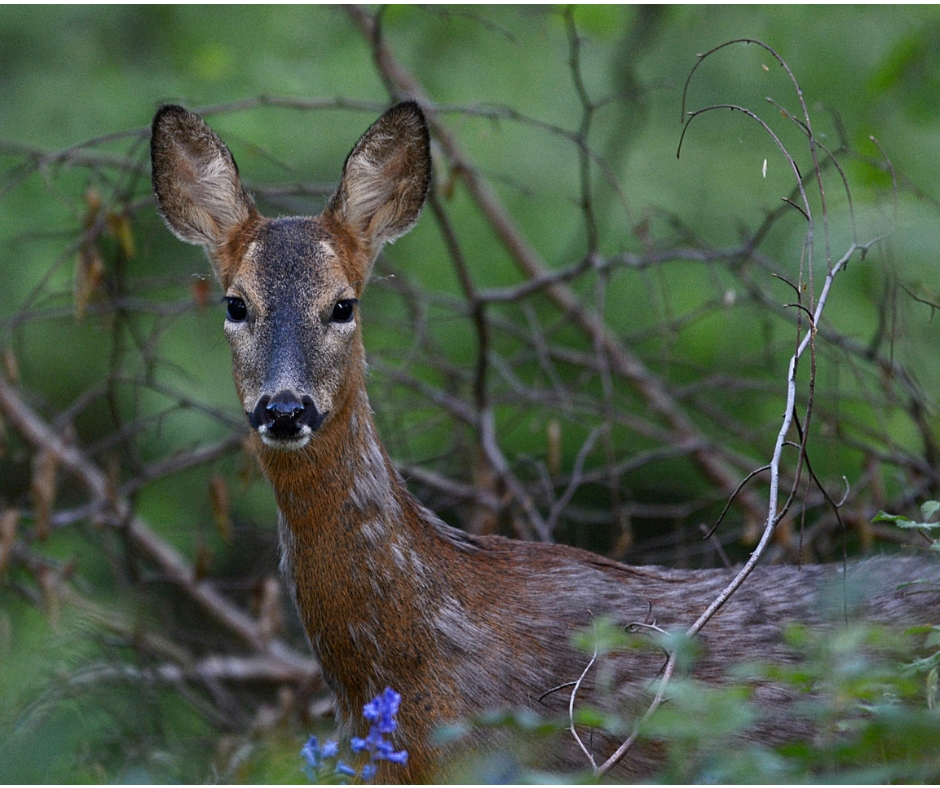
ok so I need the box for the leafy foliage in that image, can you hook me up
[642,618,940,783]
[875,501,940,540]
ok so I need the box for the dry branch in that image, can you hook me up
[347,4,768,534]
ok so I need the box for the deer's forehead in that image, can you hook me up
[236,217,350,298]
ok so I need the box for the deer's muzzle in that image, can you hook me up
[248,391,325,448]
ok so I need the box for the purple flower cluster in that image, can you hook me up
[300,687,408,783]
[350,687,409,779]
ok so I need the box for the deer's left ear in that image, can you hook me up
[325,101,431,257]
[151,104,258,254]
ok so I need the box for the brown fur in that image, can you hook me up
[151,102,939,782]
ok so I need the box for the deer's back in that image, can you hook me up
[429,526,938,777]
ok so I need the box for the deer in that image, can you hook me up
[151,100,939,782]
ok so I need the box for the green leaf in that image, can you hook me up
[872,510,912,525]
[874,503,940,530]
[572,706,627,734]
[920,500,940,523]
[572,616,638,655]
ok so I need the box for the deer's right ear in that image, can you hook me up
[150,105,257,254]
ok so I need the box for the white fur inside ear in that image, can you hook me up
[330,103,430,251]
[342,151,390,224]
[343,156,418,244]
[152,106,255,250]
[176,149,252,247]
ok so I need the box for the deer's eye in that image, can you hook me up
[331,299,356,324]
[225,296,248,323]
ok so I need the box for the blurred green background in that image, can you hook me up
[1,6,939,782]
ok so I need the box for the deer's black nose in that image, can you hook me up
[248,391,325,439]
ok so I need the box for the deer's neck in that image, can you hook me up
[256,384,452,723]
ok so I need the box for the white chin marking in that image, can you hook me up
[259,432,311,451]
